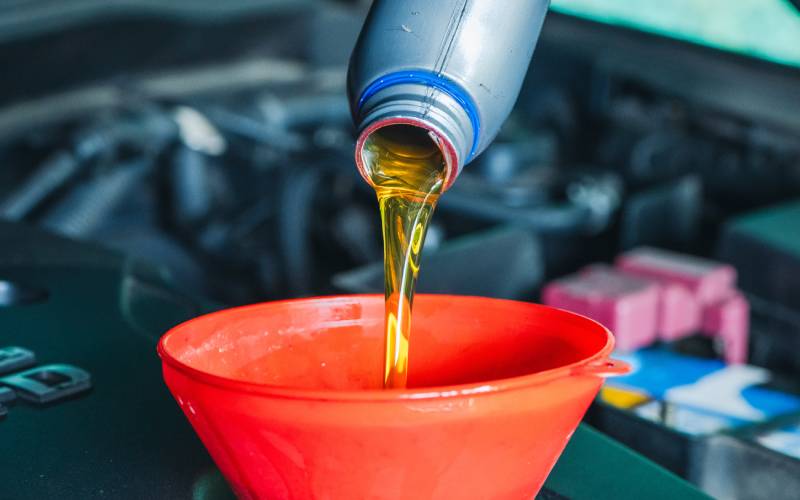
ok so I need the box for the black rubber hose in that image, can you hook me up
[0,112,175,221]
[40,158,151,238]
[277,167,324,296]
[0,151,79,221]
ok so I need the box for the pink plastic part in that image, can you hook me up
[542,265,659,352]
[702,292,750,364]
[655,282,701,341]
[616,247,736,305]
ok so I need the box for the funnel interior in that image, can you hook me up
[160,295,611,393]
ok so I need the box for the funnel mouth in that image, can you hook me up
[159,295,624,402]
[355,118,459,192]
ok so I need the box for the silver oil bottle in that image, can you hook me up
[348,0,550,190]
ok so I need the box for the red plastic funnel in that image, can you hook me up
[158,295,628,500]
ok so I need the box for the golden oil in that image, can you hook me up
[361,125,446,388]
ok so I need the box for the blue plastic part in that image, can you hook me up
[356,70,481,158]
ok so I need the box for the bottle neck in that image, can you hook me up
[354,84,474,191]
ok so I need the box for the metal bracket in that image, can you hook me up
[0,346,36,375]
[0,386,15,404]
[1,364,91,404]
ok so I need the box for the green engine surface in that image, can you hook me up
[551,0,800,68]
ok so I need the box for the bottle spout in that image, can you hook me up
[353,80,475,191]
[355,117,460,192]
[348,0,550,189]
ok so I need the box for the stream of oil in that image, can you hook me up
[362,125,446,388]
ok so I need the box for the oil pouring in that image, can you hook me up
[349,0,549,387]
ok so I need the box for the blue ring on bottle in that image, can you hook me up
[356,70,480,158]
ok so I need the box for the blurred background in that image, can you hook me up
[0,1,799,498]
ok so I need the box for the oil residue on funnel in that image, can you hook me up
[361,124,446,388]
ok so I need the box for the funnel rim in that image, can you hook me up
[158,294,617,402]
